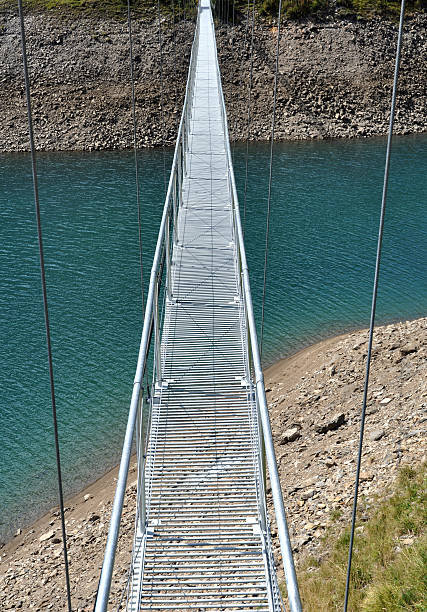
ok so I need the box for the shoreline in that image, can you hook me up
[0,315,422,550]
[0,130,426,156]
[0,330,347,555]
[1,317,425,609]
[0,456,137,553]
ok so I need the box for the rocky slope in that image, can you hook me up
[265,316,426,575]
[219,12,427,141]
[0,9,426,151]
[0,12,194,151]
[0,317,425,610]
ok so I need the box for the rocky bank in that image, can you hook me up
[265,316,426,577]
[0,9,426,152]
[0,317,425,610]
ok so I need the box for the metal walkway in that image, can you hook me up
[129,3,278,609]
[95,2,300,611]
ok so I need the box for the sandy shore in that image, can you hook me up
[1,317,425,610]
[0,457,136,556]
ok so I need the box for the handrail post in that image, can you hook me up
[166,213,172,300]
[173,170,178,235]
[136,388,146,534]
[256,401,268,534]
[182,128,187,175]
[154,280,162,382]
[178,149,183,216]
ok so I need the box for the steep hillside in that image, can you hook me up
[0,7,426,151]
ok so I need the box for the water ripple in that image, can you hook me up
[0,136,426,539]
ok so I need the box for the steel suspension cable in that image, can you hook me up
[171,0,180,130]
[242,0,256,232]
[231,0,252,161]
[344,1,406,609]
[17,1,72,610]
[232,0,235,51]
[260,0,282,358]
[157,0,168,195]
[127,0,145,316]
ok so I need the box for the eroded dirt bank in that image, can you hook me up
[0,10,426,151]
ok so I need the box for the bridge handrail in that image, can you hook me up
[94,5,201,610]
[209,8,302,612]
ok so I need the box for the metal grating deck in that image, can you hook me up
[128,1,280,610]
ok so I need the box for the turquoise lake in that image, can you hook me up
[0,135,426,541]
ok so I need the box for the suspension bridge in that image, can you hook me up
[15,0,408,607]
[95,1,300,609]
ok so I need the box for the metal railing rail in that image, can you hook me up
[94,6,200,610]
[210,8,303,611]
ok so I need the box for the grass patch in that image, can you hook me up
[260,0,329,18]
[2,0,425,19]
[257,0,426,19]
[294,464,426,610]
[0,0,197,20]
[335,0,426,18]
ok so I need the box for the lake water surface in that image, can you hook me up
[0,135,426,540]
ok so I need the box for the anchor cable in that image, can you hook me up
[260,0,282,358]
[17,1,72,610]
[157,0,168,195]
[127,0,145,316]
[231,0,252,161]
[343,1,406,609]
[171,0,180,131]
[242,0,256,232]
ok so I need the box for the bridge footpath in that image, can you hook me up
[127,0,282,610]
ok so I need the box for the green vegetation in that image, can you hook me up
[260,0,328,19]
[216,0,426,20]
[292,464,427,611]
[258,0,426,19]
[335,0,426,18]
[0,0,196,19]
[1,0,425,19]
